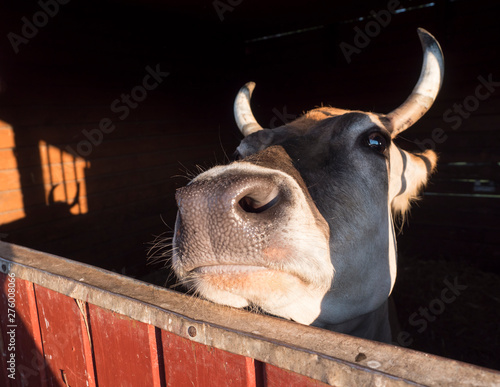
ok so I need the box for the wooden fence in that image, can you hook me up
[1,241,499,386]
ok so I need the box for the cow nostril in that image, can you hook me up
[239,193,280,214]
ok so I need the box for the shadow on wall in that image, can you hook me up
[0,121,93,262]
[0,119,172,277]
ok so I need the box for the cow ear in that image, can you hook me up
[389,147,437,217]
[236,129,275,158]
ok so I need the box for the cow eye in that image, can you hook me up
[365,132,388,154]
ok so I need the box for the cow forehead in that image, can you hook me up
[237,110,390,159]
[292,108,389,135]
[305,111,388,139]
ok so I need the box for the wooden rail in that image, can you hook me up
[0,241,498,386]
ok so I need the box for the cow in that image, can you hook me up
[171,28,444,342]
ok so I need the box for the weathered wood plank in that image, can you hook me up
[263,364,330,387]
[0,274,47,386]
[88,303,162,386]
[161,329,258,386]
[0,272,14,387]
[34,284,96,387]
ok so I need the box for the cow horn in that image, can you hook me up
[387,28,444,137]
[234,82,264,136]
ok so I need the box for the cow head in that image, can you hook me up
[171,28,443,341]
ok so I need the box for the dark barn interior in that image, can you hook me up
[0,0,499,371]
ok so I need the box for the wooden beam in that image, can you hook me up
[1,241,499,386]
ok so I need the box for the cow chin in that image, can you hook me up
[186,265,331,325]
[172,227,333,324]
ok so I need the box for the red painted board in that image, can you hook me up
[0,271,13,387]
[161,329,259,387]
[34,284,96,387]
[0,274,47,387]
[88,304,161,387]
[263,364,330,387]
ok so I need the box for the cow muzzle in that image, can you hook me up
[171,155,333,318]
[177,173,281,220]
[173,168,294,276]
